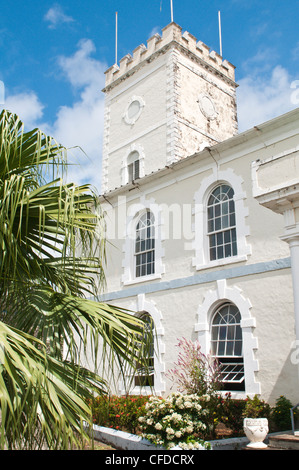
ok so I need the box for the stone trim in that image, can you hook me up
[192,167,251,270]
[195,279,260,397]
[119,294,166,396]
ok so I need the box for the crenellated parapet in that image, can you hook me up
[104,22,236,89]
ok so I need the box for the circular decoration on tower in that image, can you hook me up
[198,93,218,120]
[123,96,145,125]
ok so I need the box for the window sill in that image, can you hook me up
[119,386,153,396]
[194,254,248,271]
[218,390,247,400]
[123,273,162,286]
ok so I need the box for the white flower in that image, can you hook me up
[166,427,175,435]
[179,442,188,449]
[171,412,182,421]
[146,418,153,425]
[155,423,162,430]
[175,431,182,438]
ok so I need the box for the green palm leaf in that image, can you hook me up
[0,109,151,449]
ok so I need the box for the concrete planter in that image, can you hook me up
[86,424,251,451]
[243,418,269,449]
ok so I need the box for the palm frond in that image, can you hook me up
[0,109,152,449]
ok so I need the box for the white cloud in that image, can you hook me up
[44,4,75,29]
[4,91,44,129]
[2,39,107,191]
[237,65,297,132]
[47,39,107,190]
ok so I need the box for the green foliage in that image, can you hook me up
[90,395,149,434]
[88,392,297,444]
[138,392,211,450]
[214,393,247,437]
[0,109,152,449]
[271,395,293,431]
[242,394,272,420]
[166,337,222,397]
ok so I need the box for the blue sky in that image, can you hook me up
[1,0,298,190]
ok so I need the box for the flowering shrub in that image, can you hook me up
[138,392,211,450]
[214,392,246,437]
[166,338,222,397]
[271,395,293,431]
[242,394,272,420]
[90,395,149,434]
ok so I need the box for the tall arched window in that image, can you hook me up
[135,211,155,278]
[211,302,245,391]
[207,184,237,261]
[135,312,155,387]
[127,151,140,183]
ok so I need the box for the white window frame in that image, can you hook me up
[195,279,260,398]
[135,211,155,278]
[207,184,238,262]
[121,144,145,186]
[119,294,165,395]
[122,196,165,286]
[127,151,140,183]
[192,168,251,270]
[211,302,245,390]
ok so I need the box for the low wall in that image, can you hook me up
[89,424,251,451]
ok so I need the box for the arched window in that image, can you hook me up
[211,302,245,391]
[127,151,140,183]
[207,184,237,261]
[135,312,155,387]
[135,211,155,278]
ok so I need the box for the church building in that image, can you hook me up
[99,22,299,404]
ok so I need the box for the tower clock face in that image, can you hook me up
[123,96,145,125]
[198,94,218,120]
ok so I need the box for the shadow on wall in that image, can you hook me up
[268,349,299,405]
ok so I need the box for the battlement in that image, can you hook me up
[104,22,236,89]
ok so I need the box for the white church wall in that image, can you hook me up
[99,21,299,404]
[99,114,299,403]
[100,265,296,403]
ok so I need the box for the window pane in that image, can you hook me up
[219,325,226,340]
[222,201,229,215]
[225,243,232,257]
[215,217,221,231]
[217,245,224,259]
[234,340,243,356]
[226,341,234,356]
[134,159,140,180]
[222,215,229,228]
[128,163,134,182]
[218,341,225,356]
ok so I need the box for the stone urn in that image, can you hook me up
[243,418,269,449]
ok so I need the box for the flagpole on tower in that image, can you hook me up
[170,0,174,22]
[218,11,223,57]
[115,11,118,65]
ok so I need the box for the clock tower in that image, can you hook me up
[101,22,238,193]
